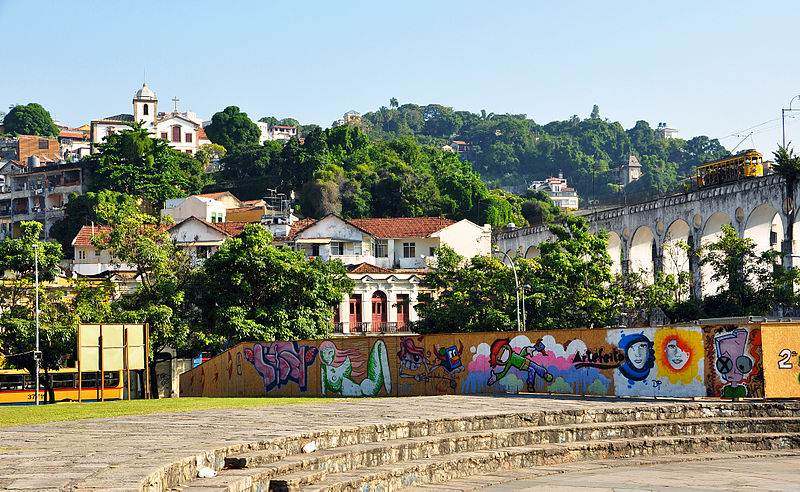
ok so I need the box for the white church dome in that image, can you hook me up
[134,83,157,100]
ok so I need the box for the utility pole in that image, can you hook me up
[33,243,41,405]
[782,95,800,148]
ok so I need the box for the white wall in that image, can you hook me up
[434,219,491,260]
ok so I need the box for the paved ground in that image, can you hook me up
[477,455,800,491]
[0,394,790,491]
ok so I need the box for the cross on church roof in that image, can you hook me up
[172,96,180,112]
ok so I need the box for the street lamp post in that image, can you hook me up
[518,284,531,330]
[493,247,521,331]
[33,243,40,406]
[782,95,800,149]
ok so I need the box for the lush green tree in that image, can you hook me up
[205,106,261,150]
[3,103,59,137]
[412,246,519,333]
[390,97,399,110]
[0,221,68,403]
[86,122,205,207]
[523,215,623,329]
[259,116,279,126]
[91,203,193,397]
[196,224,354,344]
[49,191,140,257]
[590,104,600,120]
[0,222,62,310]
[699,224,799,316]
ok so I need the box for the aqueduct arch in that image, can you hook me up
[629,226,656,282]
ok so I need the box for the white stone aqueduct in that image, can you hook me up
[495,174,798,297]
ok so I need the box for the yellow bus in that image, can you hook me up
[0,368,124,405]
[696,150,763,188]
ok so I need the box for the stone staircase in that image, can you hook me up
[177,401,800,492]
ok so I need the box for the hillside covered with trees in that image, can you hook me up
[357,102,731,204]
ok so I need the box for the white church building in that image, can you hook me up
[90,84,209,155]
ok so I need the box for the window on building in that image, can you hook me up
[375,239,388,257]
[161,132,168,139]
[331,241,343,255]
[197,245,212,259]
[429,247,436,257]
[185,150,192,154]
[38,139,49,149]
[353,241,362,255]
[403,242,416,258]
[94,249,101,257]
[143,104,149,115]
[185,133,192,143]
[312,244,320,257]
[172,126,181,142]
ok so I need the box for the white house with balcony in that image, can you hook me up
[528,173,579,210]
[289,214,491,334]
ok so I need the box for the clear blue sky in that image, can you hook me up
[2,1,799,156]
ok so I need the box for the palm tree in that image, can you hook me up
[390,97,398,110]
[773,146,800,265]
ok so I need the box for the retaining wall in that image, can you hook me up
[180,323,800,399]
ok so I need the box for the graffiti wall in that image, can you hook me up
[180,323,785,399]
[760,324,799,399]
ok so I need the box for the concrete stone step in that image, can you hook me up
[403,448,800,491]
[225,448,287,469]
[181,417,800,491]
[176,403,800,492]
[303,432,800,492]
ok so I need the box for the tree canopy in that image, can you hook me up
[86,122,205,207]
[204,106,261,150]
[356,102,730,205]
[193,224,354,344]
[3,103,59,137]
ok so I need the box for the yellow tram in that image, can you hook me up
[696,149,763,188]
[0,368,124,404]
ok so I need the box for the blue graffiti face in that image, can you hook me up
[617,333,655,381]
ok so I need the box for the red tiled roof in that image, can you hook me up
[216,221,250,236]
[241,199,264,206]
[71,225,113,246]
[346,217,455,238]
[169,216,231,236]
[273,125,296,130]
[59,130,88,139]
[287,218,317,240]
[348,263,395,274]
[198,128,208,139]
[452,140,467,145]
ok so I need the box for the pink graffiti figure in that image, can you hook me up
[244,341,318,393]
[714,329,753,398]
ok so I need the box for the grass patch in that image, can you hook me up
[0,397,336,428]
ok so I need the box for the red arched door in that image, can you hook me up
[371,291,387,330]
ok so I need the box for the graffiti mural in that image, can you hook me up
[397,337,464,394]
[651,327,705,396]
[244,341,319,393]
[486,338,552,392]
[179,323,784,399]
[709,327,762,398]
[319,339,391,396]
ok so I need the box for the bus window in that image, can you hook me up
[104,371,120,388]
[51,372,75,389]
[0,374,24,391]
[81,372,100,389]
